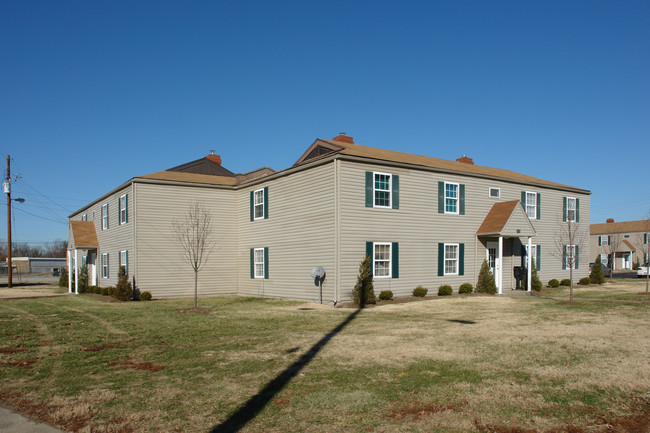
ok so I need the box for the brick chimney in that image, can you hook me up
[205,150,221,165]
[456,154,474,165]
[332,132,354,144]
[606,218,615,223]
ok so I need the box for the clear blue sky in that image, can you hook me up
[1,0,648,246]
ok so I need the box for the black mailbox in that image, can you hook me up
[513,266,524,290]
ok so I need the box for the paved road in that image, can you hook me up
[0,407,63,433]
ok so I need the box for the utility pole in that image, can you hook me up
[6,155,12,288]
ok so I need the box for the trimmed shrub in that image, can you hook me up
[548,279,560,288]
[438,285,453,296]
[378,290,393,301]
[579,277,591,286]
[476,259,497,295]
[58,267,68,287]
[352,255,375,306]
[560,279,571,286]
[458,283,473,294]
[590,256,605,284]
[77,265,89,293]
[100,287,109,296]
[412,286,428,297]
[112,266,133,301]
[521,259,543,292]
[140,291,152,301]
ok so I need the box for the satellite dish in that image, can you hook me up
[311,267,326,279]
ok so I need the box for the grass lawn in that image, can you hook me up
[0,284,648,433]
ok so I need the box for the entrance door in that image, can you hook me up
[89,253,97,286]
[486,242,499,281]
[623,253,631,270]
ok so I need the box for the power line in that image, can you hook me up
[11,206,67,224]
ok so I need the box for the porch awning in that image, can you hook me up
[70,221,99,249]
[476,200,536,237]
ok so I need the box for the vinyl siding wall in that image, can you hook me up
[237,163,336,302]
[337,160,590,299]
[133,182,237,298]
[589,232,647,270]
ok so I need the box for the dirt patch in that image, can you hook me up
[0,347,28,354]
[173,306,213,314]
[555,301,585,305]
[80,293,119,302]
[2,359,38,369]
[107,360,165,372]
[387,401,463,420]
[81,343,129,352]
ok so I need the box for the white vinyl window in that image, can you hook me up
[444,243,459,275]
[600,253,608,264]
[119,194,128,225]
[101,253,109,278]
[600,235,609,246]
[120,250,128,275]
[565,245,576,269]
[445,183,459,214]
[566,197,576,222]
[374,173,392,208]
[254,248,265,278]
[373,242,391,278]
[489,187,500,198]
[82,214,87,221]
[525,244,538,267]
[101,204,109,230]
[253,189,264,220]
[92,210,95,220]
[525,192,537,219]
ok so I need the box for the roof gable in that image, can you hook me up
[294,140,344,165]
[167,157,235,177]
[477,200,536,237]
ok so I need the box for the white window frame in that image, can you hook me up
[565,245,576,269]
[82,214,87,221]
[445,182,459,214]
[119,194,127,225]
[92,210,95,220]
[600,253,608,264]
[253,189,264,220]
[101,253,108,278]
[489,187,500,199]
[120,250,128,274]
[525,191,537,220]
[253,248,265,278]
[444,243,459,276]
[600,235,609,246]
[101,203,108,230]
[566,197,576,222]
[525,244,538,267]
[373,242,392,278]
[373,172,392,208]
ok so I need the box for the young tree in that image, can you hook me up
[172,202,217,308]
[521,259,543,291]
[352,255,375,306]
[606,232,623,282]
[114,265,133,301]
[552,218,587,302]
[78,264,89,293]
[590,255,605,285]
[633,210,650,293]
[476,259,497,294]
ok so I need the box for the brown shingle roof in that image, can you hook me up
[623,239,636,251]
[476,201,520,235]
[320,139,589,192]
[136,171,238,186]
[590,220,650,235]
[70,221,99,249]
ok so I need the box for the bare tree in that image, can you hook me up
[606,232,623,283]
[633,210,650,293]
[172,202,217,308]
[552,218,588,302]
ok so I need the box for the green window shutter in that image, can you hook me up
[365,172,373,207]
[126,250,129,275]
[249,192,254,222]
[563,197,567,222]
[608,236,611,244]
[459,184,465,215]
[263,187,269,219]
[264,247,269,279]
[521,191,526,208]
[366,242,373,275]
[536,245,541,271]
[250,249,254,279]
[575,246,579,269]
[392,175,399,209]
[107,253,109,278]
[576,198,580,222]
[598,237,601,246]
[438,243,444,276]
[459,243,465,276]
[562,246,567,270]
[125,194,128,224]
[392,242,399,278]
[438,182,444,213]
[536,193,541,220]
[106,204,109,229]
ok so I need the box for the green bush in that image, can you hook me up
[378,290,393,301]
[438,285,453,296]
[590,256,605,284]
[352,256,375,306]
[458,283,473,294]
[77,265,89,293]
[548,279,560,288]
[476,259,497,294]
[560,279,571,286]
[112,266,133,301]
[579,277,591,286]
[100,287,109,296]
[58,267,69,287]
[139,291,152,301]
[412,286,428,297]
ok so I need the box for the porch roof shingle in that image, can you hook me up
[70,221,99,249]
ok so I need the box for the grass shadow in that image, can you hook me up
[210,308,362,433]
[447,319,476,325]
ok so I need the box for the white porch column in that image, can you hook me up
[527,236,532,292]
[498,236,503,295]
[74,249,79,295]
[67,250,72,293]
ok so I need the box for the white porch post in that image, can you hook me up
[67,250,72,293]
[498,236,503,295]
[74,249,79,295]
[527,236,532,292]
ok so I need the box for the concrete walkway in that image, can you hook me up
[0,407,63,433]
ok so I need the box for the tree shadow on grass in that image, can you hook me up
[210,308,362,433]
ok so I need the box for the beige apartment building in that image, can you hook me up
[68,134,591,303]
[590,219,649,270]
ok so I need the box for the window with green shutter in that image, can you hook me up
[251,188,268,221]
[439,182,465,214]
[366,242,398,278]
[365,172,399,209]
